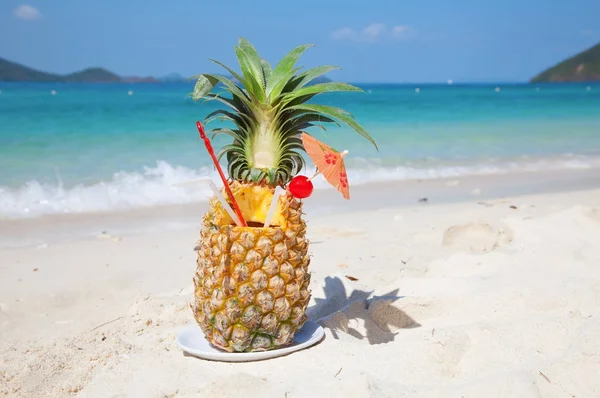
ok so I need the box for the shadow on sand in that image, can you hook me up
[306,276,421,345]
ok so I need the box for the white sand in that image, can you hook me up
[1,188,600,397]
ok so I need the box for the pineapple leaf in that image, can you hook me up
[291,153,306,173]
[266,44,314,100]
[249,168,264,182]
[204,115,230,125]
[204,93,242,113]
[274,102,321,129]
[237,38,266,88]
[273,94,318,114]
[277,166,290,184]
[261,59,272,84]
[294,122,327,131]
[267,168,277,185]
[234,45,266,102]
[279,141,305,153]
[270,68,305,105]
[216,144,245,161]
[283,65,341,93]
[228,155,246,174]
[191,74,219,101]
[280,82,362,106]
[204,109,254,132]
[298,65,341,87]
[208,59,246,88]
[204,93,258,121]
[209,128,245,140]
[230,94,258,119]
[288,104,378,150]
[278,155,300,180]
[276,135,303,149]
[231,162,245,179]
[283,113,340,132]
[201,73,252,106]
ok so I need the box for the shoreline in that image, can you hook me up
[1,167,600,249]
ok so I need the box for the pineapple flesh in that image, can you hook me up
[190,38,377,352]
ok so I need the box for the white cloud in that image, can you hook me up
[391,25,417,40]
[362,23,386,39]
[331,27,355,40]
[391,25,408,37]
[14,4,41,21]
[331,23,415,42]
[581,29,594,37]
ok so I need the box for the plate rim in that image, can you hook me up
[176,320,325,362]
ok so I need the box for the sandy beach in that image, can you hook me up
[1,173,600,397]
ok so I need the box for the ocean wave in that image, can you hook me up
[0,157,598,219]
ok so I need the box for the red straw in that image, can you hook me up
[196,121,247,227]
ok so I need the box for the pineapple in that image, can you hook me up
[190,37,377,352]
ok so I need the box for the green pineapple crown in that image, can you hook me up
[191,37,378,187]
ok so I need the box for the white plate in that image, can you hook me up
[176,321,325,362]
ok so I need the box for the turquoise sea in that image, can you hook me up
[0,82,599,219]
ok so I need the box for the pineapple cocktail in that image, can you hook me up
[190,38,377,352]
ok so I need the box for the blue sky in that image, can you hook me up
[1,0,599,83]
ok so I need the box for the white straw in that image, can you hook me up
[263,186,285,228]
[174,177,242,226]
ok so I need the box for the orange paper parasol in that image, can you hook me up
[301,132,350,200]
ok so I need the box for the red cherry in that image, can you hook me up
[288,175,314,199]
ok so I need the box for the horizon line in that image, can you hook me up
[2,80,599,85]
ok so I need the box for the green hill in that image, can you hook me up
[0,57,61,82]
[63,67,121,83]
[531,42,600,83]
[0,58,141,83]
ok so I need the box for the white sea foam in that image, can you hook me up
[0,157,598,219]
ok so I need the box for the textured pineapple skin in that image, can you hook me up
[191,183,311,352]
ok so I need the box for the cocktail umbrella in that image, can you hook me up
[301,132,350,200]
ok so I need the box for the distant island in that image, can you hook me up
[531,42,600,83]
[0,57,179,83]
[0,57,332,85]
